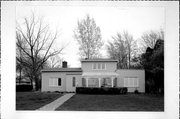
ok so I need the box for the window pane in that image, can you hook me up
[98,63,101,69]
[129,78,133,87]
[58,78,61,86]
[93,63,96,69]
[88,78,98,87]
[49,79,53,86]
[124,78,128,87]
[102,63,105,69]
[134,78,138,87]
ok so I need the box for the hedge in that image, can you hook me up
[76,87,127,94]
[16,85,33,92]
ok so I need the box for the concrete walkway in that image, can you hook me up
[37,93,75,111]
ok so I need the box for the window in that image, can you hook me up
[49,78,61,87]
[98,63,101,69]
[92,63,106,70]
[102,63,105,69]
[124,77,139,87]
[72,77,76,87]
[88,78,98,87]
[93,63,97,69]
[58,78,61,86]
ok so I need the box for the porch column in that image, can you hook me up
[86,78,88,87]
[98,78,101,87]
[111,77,114,87]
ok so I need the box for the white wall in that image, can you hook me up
[116,69,145,92]
[41,72,66,92]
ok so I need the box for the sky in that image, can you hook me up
[16,5,164,67]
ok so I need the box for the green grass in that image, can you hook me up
[16,92,63,110]
[56,94,164,111]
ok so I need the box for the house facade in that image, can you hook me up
[41,59,145,92]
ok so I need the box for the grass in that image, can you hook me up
[16,91,63,110]
[56,94,164,111]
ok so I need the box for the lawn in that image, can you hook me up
[56,94,164,111]
[16,92,63,110]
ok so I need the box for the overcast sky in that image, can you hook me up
[16,6,164,67]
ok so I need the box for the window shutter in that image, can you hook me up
[114,78,117,87]
[82,78,86,87]
[72,77,76,87]
[58,78,61,86]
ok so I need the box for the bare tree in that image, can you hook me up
[16,13,64,90]
[140,29,164,53]
[48,55,62,68]
[107,33,127,69]
[107,31,137,69]
[74,14,103,59]
[123,31,138,68]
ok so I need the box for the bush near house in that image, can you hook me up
[76,87,127,94]
[16,85,33,92]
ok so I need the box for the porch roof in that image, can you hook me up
[82,72,119,77]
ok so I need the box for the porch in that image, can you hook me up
[81,72,119,88]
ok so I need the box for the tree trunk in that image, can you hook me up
[30,78,33,86]
[128,49,130,69]
[35,77,39,91]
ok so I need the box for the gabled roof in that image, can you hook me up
[81,58,118,62]
[41,68,82,72]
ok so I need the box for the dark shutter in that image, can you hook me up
[82,78,86,87]
[114,78,117,87]
[58,78,61,86]
[72,77,76,87]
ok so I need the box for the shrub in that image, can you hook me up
[134,89,139,94]
[16,85,33,92]
[76,87,127,94]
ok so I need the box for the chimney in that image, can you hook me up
[62,61,67,68]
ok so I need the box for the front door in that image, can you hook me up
[66,75,76,92]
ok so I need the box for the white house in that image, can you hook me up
[41,59,145,92]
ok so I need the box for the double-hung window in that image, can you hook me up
[124,77,139,87]
[102,63,105,70]
[92,63,106,70]
[93,63,97,70]
[49,78,61,87]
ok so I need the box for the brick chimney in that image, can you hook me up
[62,61,67,68]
